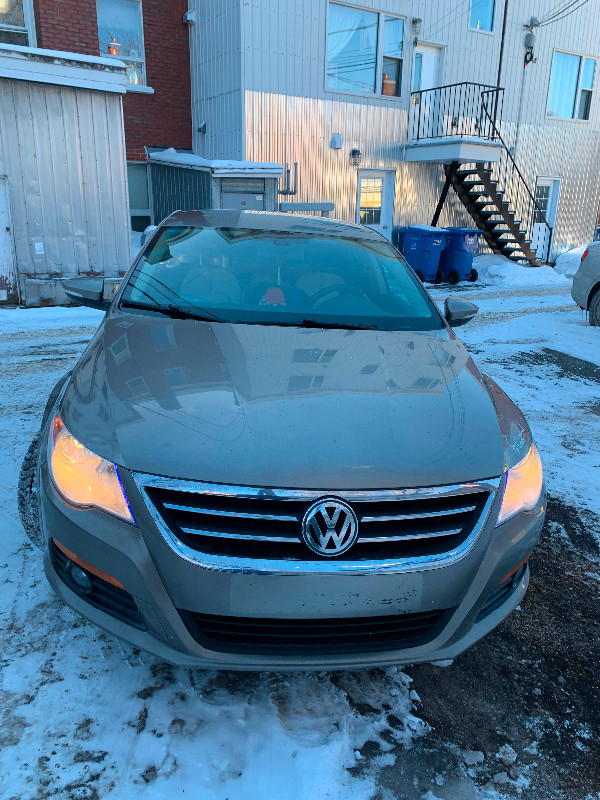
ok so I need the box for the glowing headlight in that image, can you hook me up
[48,416,134,523]
[496,443,543,526]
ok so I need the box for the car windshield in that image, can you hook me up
[120,225,443,331]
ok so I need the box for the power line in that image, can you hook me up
[421,0,472,43]
[537,0,589,26]
[537,0,581,24]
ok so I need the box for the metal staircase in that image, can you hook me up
[447,163,543,266]
[408,82,553,266]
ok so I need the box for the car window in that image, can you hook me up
[121,226,443,331]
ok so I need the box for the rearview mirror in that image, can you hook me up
[63,278,111,311]
[444,298,478,327]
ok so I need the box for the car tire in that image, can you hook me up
[589,289,600,326]
[18,433,44,549]
[469,268,478,282]
[448,269,460,285]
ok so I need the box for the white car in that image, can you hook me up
[571,241,600,325]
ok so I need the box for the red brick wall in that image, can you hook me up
[123,0,192,162]
[33,0,192,162]
[34,0,99,55]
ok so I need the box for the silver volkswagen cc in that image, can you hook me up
[34,210,545,669]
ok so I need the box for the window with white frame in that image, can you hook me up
[326,3,404,97]
[96,0,146,85]
[469,0,495,32]
[0,0,35,46]
[546,51,596,120]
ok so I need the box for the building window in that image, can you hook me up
[359,178,382,225]
[469,0,495,32]
[326,3,403,97]
[96,0,146,85]
[127,163,152,231]
[547,51,596,120]
[381,16,403,96]
[0,0,35,45]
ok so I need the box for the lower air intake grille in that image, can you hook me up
[178,608,453,655]
[51,542,146,630]
[476,565,527,622]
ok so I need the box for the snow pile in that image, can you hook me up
[554,245,586,278]
[473,254,571,288]
[149,148,282,176]
[0,304,104,333]
[131,230,144,258]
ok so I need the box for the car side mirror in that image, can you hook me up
[444,298,478,327]
[63,278,112,311]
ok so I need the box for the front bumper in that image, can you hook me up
[39,461,545,670]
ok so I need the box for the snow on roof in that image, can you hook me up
[148,148,283,178]
[0,44,126,93]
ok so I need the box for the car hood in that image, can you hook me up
[61,312,504,489]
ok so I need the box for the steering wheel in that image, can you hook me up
[309,283,370,307]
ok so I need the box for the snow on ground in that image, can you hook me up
[1,253,599,799]
[430,255,600,525]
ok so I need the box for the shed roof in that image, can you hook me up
[0,44,127,93]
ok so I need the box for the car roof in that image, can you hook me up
[163,209,386,242]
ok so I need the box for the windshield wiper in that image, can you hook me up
[121,299,222,322]
[299,317,378,330]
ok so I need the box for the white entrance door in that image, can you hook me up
[532,178,560,261]
[357,171,394,239]
[0,177,18,304]
[413,44,442,93]
[413,44,443,138]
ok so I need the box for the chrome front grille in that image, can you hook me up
[134,474,499,572]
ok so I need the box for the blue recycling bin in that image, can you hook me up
[393,225,448,283]
[438,227,482,284]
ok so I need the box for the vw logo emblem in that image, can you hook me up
[301,498,359,557]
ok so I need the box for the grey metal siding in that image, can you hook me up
[244,90,474,231]
[149,164,212,223]
[189,0,244,160]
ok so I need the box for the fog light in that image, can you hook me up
[69,564,93,593]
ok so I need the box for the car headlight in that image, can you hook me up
[496,443,543,526]
[483,375,544,527]
[48,416,134,523]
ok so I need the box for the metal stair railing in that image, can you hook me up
[480,89,553,264]
[409,82,504,142]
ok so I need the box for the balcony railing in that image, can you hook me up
[409,82,504,142]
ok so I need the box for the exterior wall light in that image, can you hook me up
[350,148,362,167]
[412,17,422,45]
